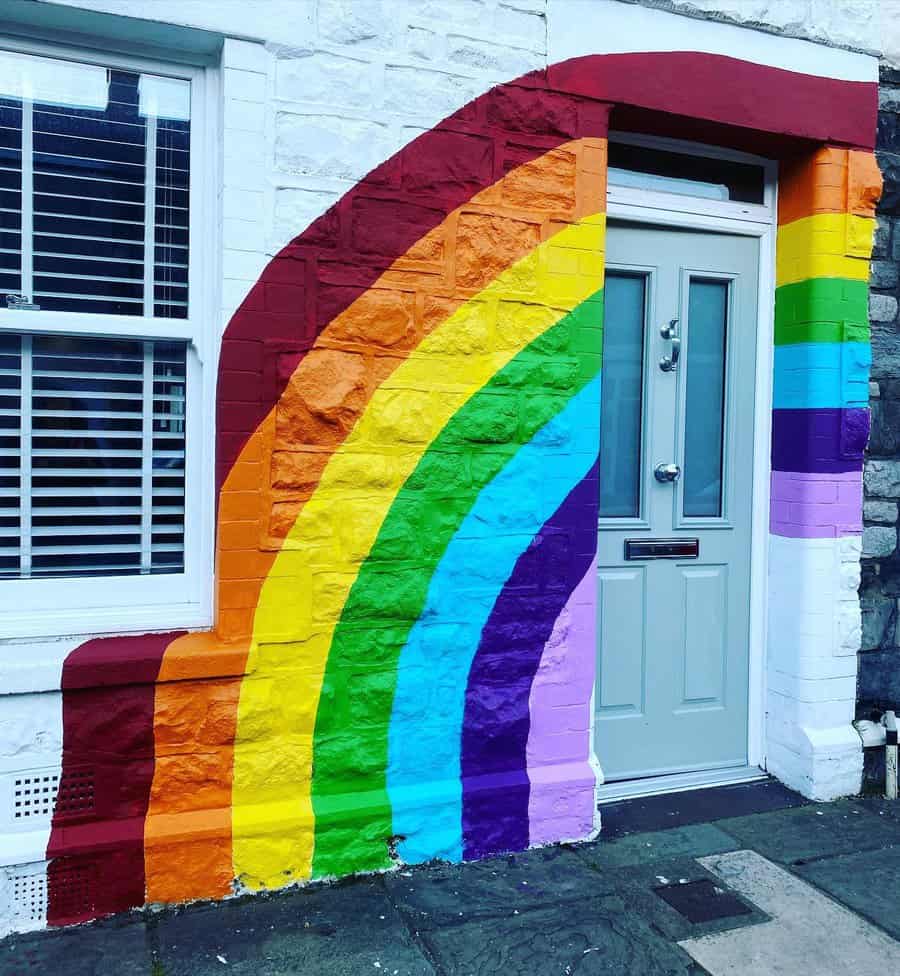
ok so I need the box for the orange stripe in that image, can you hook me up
[143,137,607,903]
[778,146,881,226]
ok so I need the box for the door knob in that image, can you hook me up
[660,318,680,372]
[654,463,681,483]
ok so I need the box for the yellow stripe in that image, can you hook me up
[230,214,605,889]
[776,213,875,287]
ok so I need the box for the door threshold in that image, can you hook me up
[596,765,766,804]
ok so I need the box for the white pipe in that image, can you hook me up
[886,710,897,801]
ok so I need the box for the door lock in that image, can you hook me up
[654,462,681,483]
[659,318,680,372]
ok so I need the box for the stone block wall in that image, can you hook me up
[859,65,900,786]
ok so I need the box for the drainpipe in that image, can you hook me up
[886,710,898,801]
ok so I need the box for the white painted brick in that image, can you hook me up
[223,218,268,253]
[495,3,547,52]
[274,186,340,242]
[223,247,266,280]
[224,142,267,186]
[223,187,266,222]
[223,37,272,74]
[383,65,477,117]
[408,0,493,30]
[406,26,444,61]
[446,34,543,75]
[224,68,268,105]
[317,0,394,47]
[224,98,266,134]
[275,112,392,181]
[276,52,380,110]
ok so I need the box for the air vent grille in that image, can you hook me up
[9,867,48,924]
[54,767,95,821]
[13,771,59,820]
[47,859,95,922]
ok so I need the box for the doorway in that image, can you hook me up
[594,221,760,785]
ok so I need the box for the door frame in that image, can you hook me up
[595,131,778,799]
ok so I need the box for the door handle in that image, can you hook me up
[660,318,680,372]
[654,462,681,483]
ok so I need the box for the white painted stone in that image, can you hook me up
[682,851,900,973]
[223,67,268,105]
[274,186,342,243]
[548,0,878,81]
[275,52,381,110]
[275,112,393,180]
[446,34,543,76]
[493,3,547,51]
[383,65,478,117]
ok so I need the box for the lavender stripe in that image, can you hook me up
[460,461,599,861]
[526,563,597,847]
[771,408,869,474]
[770,469,862,538]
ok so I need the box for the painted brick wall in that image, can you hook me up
[0,0,888,937]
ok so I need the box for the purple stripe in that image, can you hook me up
[770,469,862,538]
[771,408,869,474]
[460,461,599,861]
[526,564,598,846]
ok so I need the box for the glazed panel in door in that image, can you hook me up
[595,223,758,782]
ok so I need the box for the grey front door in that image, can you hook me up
[594,222,759,782]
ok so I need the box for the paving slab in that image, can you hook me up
[715,799,900,864]
[599,779,806,839]
[680,850,900,974]
[419,899,702,975]
[0,915,151,976]
[384,844,614,929]
[795,844,900,940]
[153,877,435,976]
[576,823,739,869]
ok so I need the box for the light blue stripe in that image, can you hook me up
[773,342,870,410]
[386,376,600,865]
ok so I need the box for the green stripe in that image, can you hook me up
[775,277,869,346]
[310,291,603,878]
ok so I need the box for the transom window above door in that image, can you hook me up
[0,40,209,640]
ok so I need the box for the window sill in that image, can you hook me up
[0,599,211,643]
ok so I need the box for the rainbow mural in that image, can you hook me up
[40,52,880,926]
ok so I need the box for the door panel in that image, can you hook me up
[595,222,758,782]
[680,565,727,706]
[596,566,646,716]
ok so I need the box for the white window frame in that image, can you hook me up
[0,35,218,641]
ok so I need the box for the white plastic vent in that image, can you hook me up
[13,771,59,821]
[10,867,47,922]
[0,862,48,936]
[0,766,61,832]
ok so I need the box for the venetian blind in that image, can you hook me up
[0,51,191,317]
[0,332,187,578]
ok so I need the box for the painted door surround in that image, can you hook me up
[596,223,759,783]
[4,27,880,932]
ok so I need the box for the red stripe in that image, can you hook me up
[550,53,876,151]
[215,52,876,488]
[46,633,182,925]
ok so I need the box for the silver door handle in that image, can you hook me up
[654,462,681,483]
[660,318,680,372]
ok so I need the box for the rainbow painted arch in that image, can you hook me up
[45,51,880,924]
